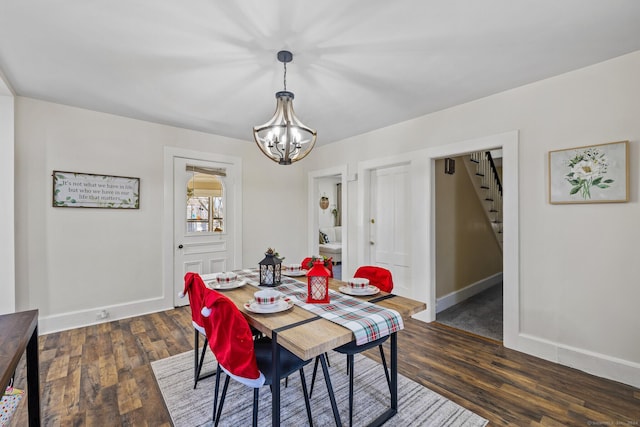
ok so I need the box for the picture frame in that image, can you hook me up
[548,141,629,204]
[52,171,140,209]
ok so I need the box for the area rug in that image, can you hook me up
[1,386,24,426]
[152,349,488,427]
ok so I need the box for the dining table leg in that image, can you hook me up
[320,354,342,427]
[27,325,41,427]
[271,332,280,427]
[391,331,398,412]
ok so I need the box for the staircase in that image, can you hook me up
[463,151,503,250]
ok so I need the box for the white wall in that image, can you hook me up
[0,73,15,314]
[304,50,640,386]
[318,177,339,229]
[14,98,307,331]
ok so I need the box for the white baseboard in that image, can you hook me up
[511,333,640,389]
[38,297,173,335]
[411,309,431,323]
[436,272,503,313]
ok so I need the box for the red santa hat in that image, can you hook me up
[180,272,208,333]
[201,290,264,387]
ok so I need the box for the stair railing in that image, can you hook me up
[470,151,503,239]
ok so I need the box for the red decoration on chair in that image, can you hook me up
[354,266,394,293]
[201,290,263,384]
[180,272,210,333]
[306,260,330,304]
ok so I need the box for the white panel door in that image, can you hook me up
[174,157,234,306]
[370,164,411,294]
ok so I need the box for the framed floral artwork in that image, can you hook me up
[548,141,629,204]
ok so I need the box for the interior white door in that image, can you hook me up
[174,157,234,306]
[370,164,411,295]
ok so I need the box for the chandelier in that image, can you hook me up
[253,50,317,165]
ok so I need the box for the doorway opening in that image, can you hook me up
[434,152,503,341]
[308,166,348,280]
[425,131,519,348]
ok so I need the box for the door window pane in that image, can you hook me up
[186,171,224,233]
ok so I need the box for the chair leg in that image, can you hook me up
[347,354,354,427]
[253,388,259,427]
[309,356,320,398]
[378,344,391,393]
[214,369,229,427]
[194,336,208,389]
[193,330,199,387]
[299,367,314,426]
[326,351,330,367]
[213,365,222,424]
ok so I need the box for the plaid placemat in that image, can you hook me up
[235,269,404,345]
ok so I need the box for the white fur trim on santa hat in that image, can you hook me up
[192,321,205,335]
[220,364,265,389]
[201,306,212,317]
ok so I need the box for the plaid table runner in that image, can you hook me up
[235,269,404,345]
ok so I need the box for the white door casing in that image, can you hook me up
[0,89,15,314]
[424,131,519,348]
[357,133,517,333]
[307,165,349,277]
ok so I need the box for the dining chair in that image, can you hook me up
[309,339,390,426]
[179,272,216,389]
[200,289,315,427]
[311,266,394,427]
[354,265,394,293]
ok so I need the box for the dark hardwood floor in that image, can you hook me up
[9,306,640,426]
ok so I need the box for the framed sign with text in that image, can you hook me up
[52,171,140,209]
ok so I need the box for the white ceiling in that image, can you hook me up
[1,1,640,145]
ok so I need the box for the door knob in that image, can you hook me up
[370,241,375,245]
[178,244,184,249]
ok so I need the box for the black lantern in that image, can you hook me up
[259,248,282,287]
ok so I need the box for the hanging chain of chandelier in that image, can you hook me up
[253,50,317,165]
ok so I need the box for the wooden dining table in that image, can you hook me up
[0,310,40,427]
[215,272,426,427]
